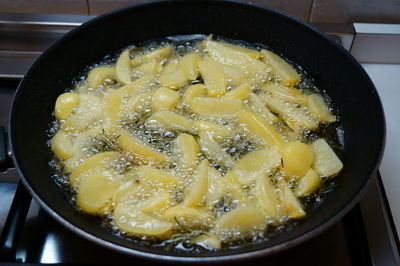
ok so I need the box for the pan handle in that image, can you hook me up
[0,126,13,172]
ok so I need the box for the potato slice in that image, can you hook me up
[69,151,119,186]
[116,49,132,84]
[118,130,168,163]
[87,66,115,88]
[141,191,171,213]
[261,95,319,131]
[206,165,225,207]
[120,74,156,95]
[62,94,103,132]
[136,60,163,75]
[203,39,258,66]
[215,206,265,231]
[159,69,187,90]
[217,62,247,86]
[222,82,251,100]
[130,45,172,66]
[113,180,142,203]
[183,84,207,105]
[180,52,200,81]
[190,97,242,117]
[312,139,343,177]
[55,92,80,120]
[281,141,314,177]
[247,93,277,122]
[307,94,336,123]
[237,111,284,148]
[51,130,74,160]
[76,169,121,214]
[276,178,305,219]
[103,89,123,132]
[194,120,231,141]
[230,149,281,184]
[152,87,180,111]
[263,83,307,105]
[198,133,235,169]
[198,59,227,97]
[255,174,281,218]
[295,168,321,197]
[137,166,179,187]
[182,160,209,207]
[164,206,209,222]
[190,233,221,250]
[124,92,152,114]
[114,202,173,237]
[261,49,300,85]
[175,133,200,171]
[145,111,193,131]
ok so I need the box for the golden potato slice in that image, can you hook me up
[261,95,319,131]
[124,92,152,114]
[120,74,156,95]
[198,59,227,97]
[135,60,163,75]
[230,149,281,184]
[141,191,171,213]
[113,180,142,203]
[206,165,225,207]
[217,62,247,86]
[114,202,173,237]
[87,66,115,88]
[203,39,258,66]
[51,130,74,160]
[118,130,168,163]
[137,166,179,187]
[159,69,187,90]
[180,52,200,81]
[247,92,278,122]
[281,141,314,177]
[263,83,307,105]
[255,174,281,218]
[190,97,242,117]
[130,45,172,66]
[76,169,121,214]
[164,206,209,222]
[182,160,209,207]
[261,49,300,85]
[190,233,221,250]
[307,94,336,123]
[237,111,284,148]
[69,151,119,186]
[295,168,321,197]
[175,133,200,171]
[312,139,343,177]
[276,178,305,219]
[62,94,103,132]
[55,92,80,120]
[194,120,230,141]
[145,111,193,131]
[222,82,251,100]
[103,89,123,132]
[116,49,132,84]
[198,133,235,169]
[215,206,265,231]
[183,84,207,105]
[152,87,180,112]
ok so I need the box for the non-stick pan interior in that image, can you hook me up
[10,0,385,260]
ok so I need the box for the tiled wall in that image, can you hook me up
[1,0,399,23]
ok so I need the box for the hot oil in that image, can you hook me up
[48,34,344,253]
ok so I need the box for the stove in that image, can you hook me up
[0,12,398,265]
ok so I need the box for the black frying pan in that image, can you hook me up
[5,0,385,262]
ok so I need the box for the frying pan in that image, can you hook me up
[3,0,385,262]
